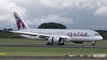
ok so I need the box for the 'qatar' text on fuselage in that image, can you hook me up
[68,32,88,37]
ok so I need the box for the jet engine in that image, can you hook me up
[47,36,64,45]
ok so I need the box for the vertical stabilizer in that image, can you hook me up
[13,12,29,30]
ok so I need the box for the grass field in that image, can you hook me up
[0,38,107,56]
[0,47,107,56]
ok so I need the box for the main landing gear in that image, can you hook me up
[46,42,53,45]
[58,43,65,45]
[46,42,65,45]
[92,41,96,46]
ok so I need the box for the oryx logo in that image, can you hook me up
[14,14,25,30]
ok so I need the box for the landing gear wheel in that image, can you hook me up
[46,42,53,45]
[92,43,95,46]
[61,43,65,45]
[58,43,65,45]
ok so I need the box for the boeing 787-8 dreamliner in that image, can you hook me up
[11,12,103,46]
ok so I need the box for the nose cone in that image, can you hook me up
[98,36,103,40]
[100,36,103,40]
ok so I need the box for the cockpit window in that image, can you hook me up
[95,34,100,35]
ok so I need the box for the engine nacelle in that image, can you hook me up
[48,36,62,44]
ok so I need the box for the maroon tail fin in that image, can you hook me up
[13,12,29,30]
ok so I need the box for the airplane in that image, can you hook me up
[11,12,103,46]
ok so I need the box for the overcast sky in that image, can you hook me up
[0,0,107,30]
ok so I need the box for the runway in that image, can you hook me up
[0,44,107,59]
[0,56,106,59]
[0,44,107,49]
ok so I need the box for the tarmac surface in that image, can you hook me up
[0,56,106,59]
[0,44,107,49]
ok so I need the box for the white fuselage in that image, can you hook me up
[14,29,103,42]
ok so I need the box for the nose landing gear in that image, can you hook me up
[92,41,96,46]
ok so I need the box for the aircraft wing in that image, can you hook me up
[11,31,68,40]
